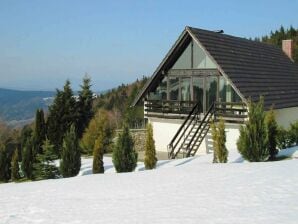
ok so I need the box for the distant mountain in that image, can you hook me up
[0,88,55,126]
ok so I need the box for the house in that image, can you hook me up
[133,26,298,159]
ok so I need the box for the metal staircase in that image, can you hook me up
[168,103,215,159]
[167,101,247,159]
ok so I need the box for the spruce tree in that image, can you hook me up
[21,138,34,179]
[60,125,81,177]
[33,139,59,180]
[112,126,137,173]
[47,80,77,157]
[92,138,104,174]
[77,75,94,138]
[33,109,46,155]
[11,149,20,181]
[0,143,10,182]
[237,97,269,162]
[144,123,157,169]
[266,108,278,161]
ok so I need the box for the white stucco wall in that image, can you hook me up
[274,107,298,128]
[148,117,241,155]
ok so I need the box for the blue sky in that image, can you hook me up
[0,0,298,91]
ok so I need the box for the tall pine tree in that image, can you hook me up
[0,143,10,182]
[11,149,20,181]
[21,138,34,179]
[47,80,77,157]
[60,125,81,177]
[33,109,46,155]
[77,75,94,138]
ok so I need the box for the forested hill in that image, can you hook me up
[93,76,148,129]
[0,88,54,124]
[256,26,298,63]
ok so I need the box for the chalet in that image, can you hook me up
[133,26,298,159]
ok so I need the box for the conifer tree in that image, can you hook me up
[237,97,269,162]
[211,122,218,163]
[60,125,81,177]
[11,149,20,181]
[0,143,10,182]
[92,138,104,174]
[266,108,278,160]
[47,80,77,157]
[33,139,59,180]
[112,126,137,173]
[21,138,34,179]
[144,123,157,169]
[211,119,228,163]
[77,75,94,138]
[33,109,46,155]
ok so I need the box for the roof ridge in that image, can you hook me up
[186,26,283,52]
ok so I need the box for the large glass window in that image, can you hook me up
[148,77,167,100]
[193,77,204,112]
[172,42,192,69]
[219,76,241,102]
[206,76,218,110]
[180,77,191,101]
[193,43,217,69]
[169,77,179,100]
[219,76,227,102]
[171,40,217,70]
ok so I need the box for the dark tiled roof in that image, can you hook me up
[188,27,298,109]
[133,26,298,109]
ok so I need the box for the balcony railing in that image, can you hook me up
[144,100,201,119]
[145,100,247,122]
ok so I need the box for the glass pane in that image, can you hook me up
[206,76,217,109]
[180,77,191,101]
[148,77,167,100]
[193,42,217,69]
[219,76,227,102]
[172,42,192,69]
[231,87,242,102]
[193,77,204,113]
[169,77,179,100]
[226,84,241,102]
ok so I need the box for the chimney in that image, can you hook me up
[282,39,294,60]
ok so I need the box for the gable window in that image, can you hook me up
[171,40,216,69]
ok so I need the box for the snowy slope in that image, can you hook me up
[1,148,298,224]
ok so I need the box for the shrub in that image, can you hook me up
[81,110,114,155]
[144,123,157,169]
[112,126,138,173]
[211,118,228,163]
[60,125,81,178]
[289,121,298,145]
[265,109,278,160]
[237,97,269,162]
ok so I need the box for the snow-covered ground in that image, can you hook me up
[1,147,298,224]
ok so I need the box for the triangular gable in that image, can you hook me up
[132,26,245,106]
